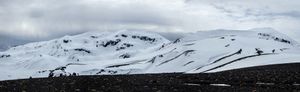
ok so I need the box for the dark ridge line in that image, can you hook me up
[183,61,195,66]
[106,54,159,69]
[157,51,187,66]
[212,51,240,64]
[202,53,276,73]
[66,63,86,66]
[147,57,157,63]
[106,56,157,68]
[106,60,143,68]
[195,66,205,71]
[195,50,241,71]
[183,43,195,46]
[106,63,131,68]
[157,50,195,66]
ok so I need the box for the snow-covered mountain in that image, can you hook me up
[0,28,299,80]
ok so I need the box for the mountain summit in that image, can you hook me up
[0,29,299,80]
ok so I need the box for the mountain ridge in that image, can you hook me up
[0,28,299,80]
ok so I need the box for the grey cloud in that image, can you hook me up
[267,11,300,18]
[0,0,299,43]
[212,4,300,21]
[0,0,182,40]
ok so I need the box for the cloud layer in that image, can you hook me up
[0,0,299,41]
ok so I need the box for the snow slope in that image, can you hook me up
[0,28,299,80]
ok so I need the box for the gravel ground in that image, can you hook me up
[0,63,300,92]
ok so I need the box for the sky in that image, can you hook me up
[0,0,300,42]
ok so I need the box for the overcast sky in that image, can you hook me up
[0,0,300,42]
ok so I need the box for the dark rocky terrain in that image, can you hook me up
[0,63,300,92]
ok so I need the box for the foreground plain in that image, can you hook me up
[0,63,300,92]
